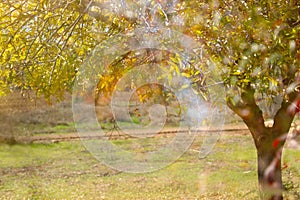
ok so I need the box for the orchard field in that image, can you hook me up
[0,94,299,200]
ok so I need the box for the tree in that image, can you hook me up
[194,1,300,199]
[1,0,299,199]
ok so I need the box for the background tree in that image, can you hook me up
[1,0,299,199]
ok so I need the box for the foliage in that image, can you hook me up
[209,1,299,100]
[1,0,299,104]
[0,0,130,101]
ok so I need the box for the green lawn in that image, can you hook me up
[0,134,299,199]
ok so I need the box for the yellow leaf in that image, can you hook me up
[232,70,241,75]
[181,72,191,78]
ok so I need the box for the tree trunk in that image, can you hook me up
[226,84,298,200]
[257,143,284,200]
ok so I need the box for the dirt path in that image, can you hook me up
[31,123,249,143]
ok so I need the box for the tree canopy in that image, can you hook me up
[0,0,121,99]
[1,0,299,102]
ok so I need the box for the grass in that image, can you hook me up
[0,133,299,200]
[16,122,77,136]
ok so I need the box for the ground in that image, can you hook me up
[0,93,299,199]
[0,130,299,200]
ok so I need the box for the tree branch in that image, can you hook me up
[226,86,266,141]
[273,76,300,135]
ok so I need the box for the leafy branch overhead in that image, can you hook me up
[0,0,122,100]
[1,0,299,101]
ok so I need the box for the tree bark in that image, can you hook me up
[257,142,284,200]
